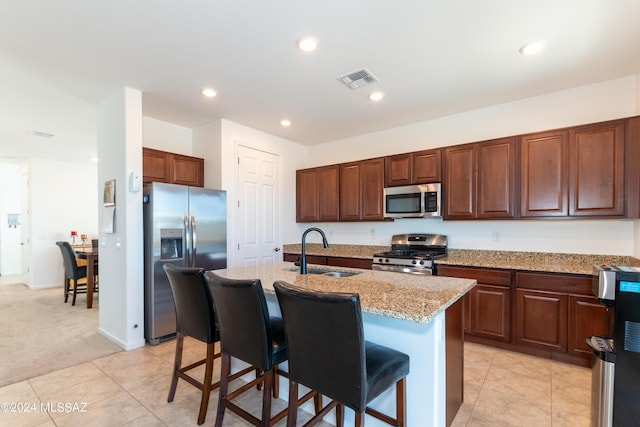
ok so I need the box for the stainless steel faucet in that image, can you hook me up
[300,227,329,274]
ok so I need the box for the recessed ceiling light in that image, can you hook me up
[90,156,99,163]
[280,119,291,127]
[202,88,217,97]
[518,41,545,56]
[296,36,318,52]
[369,91,385,102]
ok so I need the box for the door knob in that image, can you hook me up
[274,247,281,252]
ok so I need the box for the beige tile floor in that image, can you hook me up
[0,339,591,427]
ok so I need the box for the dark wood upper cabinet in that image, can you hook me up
[413,149,442,184]
[296,165,340,222]
[625,117,640,218]
[361,158,385,221]
[477,138,517,219]
[171,153,204,187]
[340,158,385,221]
[317,165,340,221]
[569,120,625,217]
[296,115,639,222]
[444,144,477,220]
[296,168,319,222]
[385,153,412,187]
[339,162,362,221]
[444,139,517,220]
[143,147,204,187]
[142,148,170,184]
[385,148,441,187]
[520,130,569,218]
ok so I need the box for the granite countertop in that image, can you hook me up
[283,244,640,275]
[437,249,640,275]
[215,262,476,324]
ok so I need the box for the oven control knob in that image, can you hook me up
[383,258,389,263]
[419,260,425,265]
[412,260,417,265]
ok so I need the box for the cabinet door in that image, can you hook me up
[477,138,517,219]
[413,148,441,183]
[520,130,569,217]
[444,144,476,219]
[468,284,511,341]
[171,154,204,187]
[385,153,412,187]
[569,121,625,216]
[361,158,385,221]
[142,147,170,184]
[568,295,612,357]
[339,162,361,221]
[317,165,340,221]
[437,265,512,342]
[516,289,568,352]
[296,169,319,222]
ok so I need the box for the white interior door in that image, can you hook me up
[236,145,280,267]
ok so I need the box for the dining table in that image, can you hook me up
[75,247,98,309]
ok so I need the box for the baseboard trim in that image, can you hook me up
[98,327,145,351]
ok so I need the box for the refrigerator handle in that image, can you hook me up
[191,214,197,268]
[183,213,190,267]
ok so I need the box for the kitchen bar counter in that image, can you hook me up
[215,262,476,427]
[217,262,475,323]
[283,244,640,275]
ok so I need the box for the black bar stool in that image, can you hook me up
[205,272,292,427]
[274,281,410,427]
[163,264,254,425]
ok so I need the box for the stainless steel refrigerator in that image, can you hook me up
[143,182,227,344]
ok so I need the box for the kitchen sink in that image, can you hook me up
[286,267,360,277]
[321,271,359,278]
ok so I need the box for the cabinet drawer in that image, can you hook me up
[327,257,372,270]
[437,265,511,286]
[516,272,591,294]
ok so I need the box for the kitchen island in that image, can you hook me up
[215,262,476,427]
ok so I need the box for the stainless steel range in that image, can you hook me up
[372,233,447,275]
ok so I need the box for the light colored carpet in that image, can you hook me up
[0,282,123,387]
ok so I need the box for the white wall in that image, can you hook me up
[0,162,22,274]
[218,119,309,267]
[27,158,98,288]
[142,116,193,155]
[97,87,145,350]
[193,119,223,189]
[294,76,639,255]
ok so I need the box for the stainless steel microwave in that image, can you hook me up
[383,183,442,218]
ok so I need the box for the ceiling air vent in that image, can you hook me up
[29,130,55,139]
[337,68,378,89]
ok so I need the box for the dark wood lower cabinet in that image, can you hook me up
[282,253,372,270]
[515,289,568,352]
[437,265,511,343]
[469,284,510,341]
[568,294,613,357]
[438,265,608,367]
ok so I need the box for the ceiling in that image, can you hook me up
[1,0,640,163]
